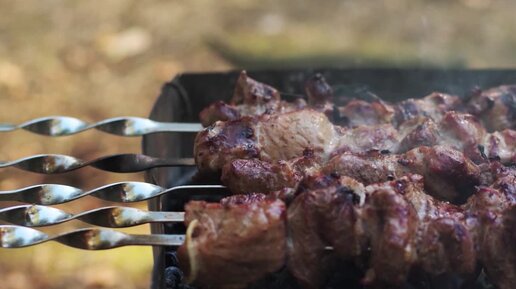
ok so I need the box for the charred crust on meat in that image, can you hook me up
[305,73,333,106]
[336,186,361,205]
[232,71,280,106]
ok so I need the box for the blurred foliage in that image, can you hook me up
[1,0,516,288]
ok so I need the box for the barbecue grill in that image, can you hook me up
[1,68,515,289]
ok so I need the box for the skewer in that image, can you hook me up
[0,154,195,174]
[0,205,185,228]
[0,116,202,136]
[0,225,185,249]
[0,225,333,251]
[0,183,227,205]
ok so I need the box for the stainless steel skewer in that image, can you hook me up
[0,205,185,228]
[0,116,203,136]
[0,183,227,205]
[0,154,195,174]
[0,225,185,249]
[0,225,334,251]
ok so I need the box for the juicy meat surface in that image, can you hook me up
[467,85,516,131]
[290,173,516,287]
[338,99,395,127]
[394,92,463,126]
[199,71,305,127]
[304,73,334,117]
[195,107,515,175]
[178,169,516,289]
[328,145,482,204]
[177,195,286,289]
[286,186,338,289]
[195,109,343,173]
[224,145,482,203]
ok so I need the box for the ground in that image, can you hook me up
[0,0,515,288]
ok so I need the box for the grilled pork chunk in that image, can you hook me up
[199,71,306,127]
[178,194,286,289]
[468,85,516,132]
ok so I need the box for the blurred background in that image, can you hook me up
[1,0,516,288]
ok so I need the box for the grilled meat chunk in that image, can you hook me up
[394,92,462,126]
[482,205,516,289]
[178,195,286,289]
[468,85,516,131]
[337,99,395,127]
[287,186,338,289]
[221,156,319,195]
[199,101,241,127]
[199,71,305,127]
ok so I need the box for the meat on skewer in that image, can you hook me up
[467,85,516,132]
[177,194,286,289]
[223,145,483,203]
[201,108,513,202]
[200,71,515,132]
[178,170,516,289]
[199,71,306,127]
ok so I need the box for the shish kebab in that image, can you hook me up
[195,109,514,203]
[194,73,514,204]
[177,164,516,289]
[174,72,514,288]
[199,71,515,131]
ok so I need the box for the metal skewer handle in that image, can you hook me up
[0,183,227,205]
[0,154,195,174]
[0,205,185,228]
[0,225,185,249]
[0,116,202,136]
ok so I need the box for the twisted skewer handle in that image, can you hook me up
[0,205,185,228]
[0,225,185,249]
[0,183,227,205]
[0,154,195,174]
[0,116,202,136]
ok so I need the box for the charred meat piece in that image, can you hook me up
[195,116,259,173]
[361,183,418,285]
[287,175,365,289]
[221,156,320,195]
[199,101,241,127]
[177,195,286,289]
[287,186,338,289]
[394,92,462,126]
[199,71,306,127]
[304,73,334,117]
[468,85,516,131]
[482,206,516,289]
[337,99,395,127]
